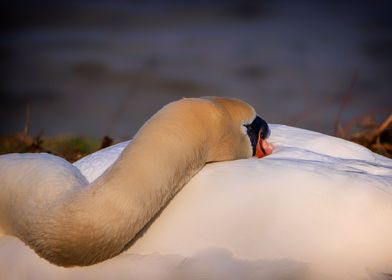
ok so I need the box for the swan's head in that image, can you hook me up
[243,115,272,158]
[203,97,272,161]
[135,96,272,163]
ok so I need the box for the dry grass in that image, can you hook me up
[0,89,391,161]
[0,104,113,162]
[0,132,112,163]
[333,71,392,158]
[336,113,392,158]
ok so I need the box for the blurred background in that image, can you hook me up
[0,0,391,144]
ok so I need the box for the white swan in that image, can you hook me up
[0,97,271,265]
[1,97,392,280]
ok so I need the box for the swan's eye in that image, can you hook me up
[259,119,271,140]
[243,123,251,131]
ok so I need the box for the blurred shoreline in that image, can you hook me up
[1,0,391,139]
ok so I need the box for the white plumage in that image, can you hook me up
[1,124,391,280]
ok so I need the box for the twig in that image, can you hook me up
[333,71,358,137]
[366,113,392,146]
[22,104,31,142]
[376,113,392,136]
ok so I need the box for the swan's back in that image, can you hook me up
[74,125,392,279]
[120,125,392,278]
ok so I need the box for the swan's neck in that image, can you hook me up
[0,103,213,266]
[87,126,208,244]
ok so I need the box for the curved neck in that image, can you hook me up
[9,101,214,266]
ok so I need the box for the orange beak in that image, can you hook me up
[255,131,273,158]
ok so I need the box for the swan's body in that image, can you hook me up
[0,97,261,266]
[0,98,392,279]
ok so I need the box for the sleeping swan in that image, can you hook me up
[1,97,392,280]
[0,97,271,266]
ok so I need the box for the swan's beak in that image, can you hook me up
[256,131,273,158]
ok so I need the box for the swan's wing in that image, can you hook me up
[268,125,392,179]
[269,124,391,164]
[73,141,130,183]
